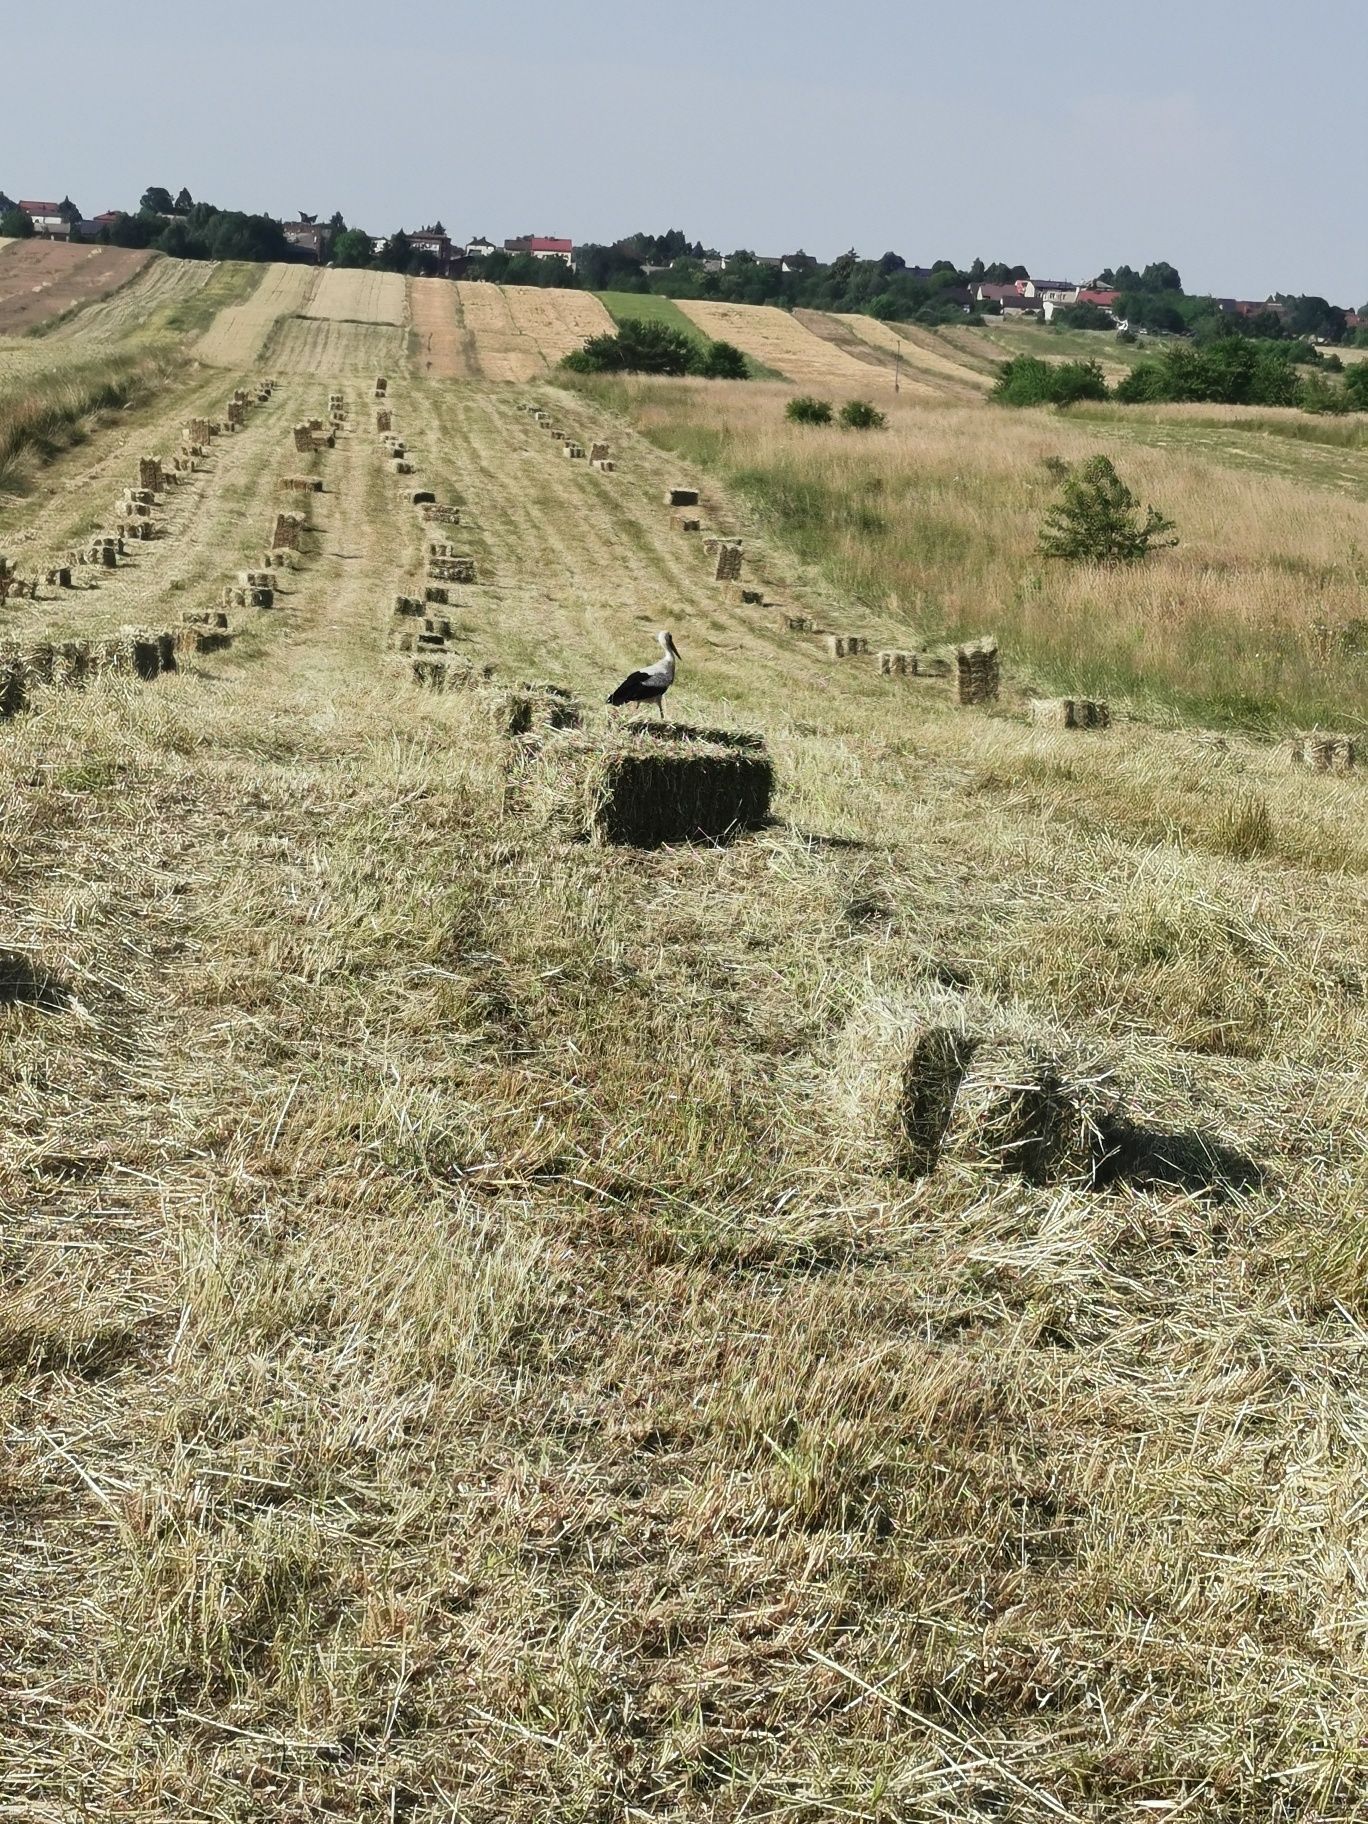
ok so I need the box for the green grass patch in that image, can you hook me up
[593,293,779,379]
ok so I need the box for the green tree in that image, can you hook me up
[562,318,700,376]
[0,208,35,239]
[1344,363,1368,410]
[1039,456,1177,565]
[140,186,174,215]
[173,187,193,213]
[332,228,373,268]
[698,339,748,379]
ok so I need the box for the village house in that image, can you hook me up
[282,221,329,261]
[465,236,496,259]
[1022,278,1077,302]
[975,282,1039,315]
[408,224,454,271]
[504,235,574,265]
[19,200,73,238]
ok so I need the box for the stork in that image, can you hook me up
[607,631,679,718]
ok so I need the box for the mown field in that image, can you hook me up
[2,267,1368,1822]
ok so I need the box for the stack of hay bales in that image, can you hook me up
[591,455,615,473]
[1029,698,1111,729]
[1292,733,1356,772]
[877,649,954,678]
[422,504,461,524]
[376,409,392,433]
[521,722,774,848]
[271,513,305,552]
[589,442,610,463]
[224,583,274,610]
[956,637,1000,706]
[825,635,869,658]
[225,401,245,429]
[563,441,586,459]
[832,987,1115,1186]
[411,490,437,507]
[138,457,163,493]
[375,376,388,398]
[393,595,424,617]
[292,423,315,453]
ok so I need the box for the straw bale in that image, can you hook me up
[515,681,583,731]
[878,650,911,676]
[832,989,978,1177]
[281,476,324,493]
[591,459,616,473]
[956,635,1000,706]
[666,487,700,507]
[125,521,155,542]
[589,443,610,462]
[393,460,414,475]
[0,650,29,718]
[428,557,476,584]
[1292,733,1356,773]
[271,513,304,550]
[1029,697,1111,730]
[714,543,743,582]
[375,376,388,395]
[239,571,273,590]
[428,540,453,559]
[393,595,424,617]
[940,1036,1105,1187]
[729,586,763,606]
[563,442,586,459]
[137,457,162,492]
[292,425,314,451]
[413,492,439,507]
[425,586,450,606]
[825,635,868,658]
[376,410,392,432]
[674,514,702,534]
[522,724,774,848]
[784,614,815,633]
[422,503,459,522]
[50,641,91,688]
[45,567,73,590]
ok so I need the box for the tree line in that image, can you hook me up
[994,342,1368,411]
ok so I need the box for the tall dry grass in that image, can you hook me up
[0,348,182,496]
[574,372,1368,728]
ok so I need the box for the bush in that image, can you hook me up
[1345,364,1368,411]
[1053,301,1115,331]
[0,208,34,239]
[1039,455,1178,565]
[786,395,833,424]
[1113,339,1301,407]
[698,338,748,380]
[563,318,700,377]
[840,399,887,429]
[993,356,1108,407]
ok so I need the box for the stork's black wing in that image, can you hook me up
[608,669,653,705]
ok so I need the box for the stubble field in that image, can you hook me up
[2,269,1368,1823]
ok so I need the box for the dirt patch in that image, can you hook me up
[0,242,154,336]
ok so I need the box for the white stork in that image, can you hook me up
[607,631,679,718]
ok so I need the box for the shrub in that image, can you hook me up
[786,395,833,425]
[1039,455,1178,566]
[563,318,700,377]
[1053,301,1115,331]
[0,208,34,239]
[1345,364,1368,411]
[1113,339,1302,407]
[993,356,1108,407]
[840,399,887,429]
[698,339,748,380]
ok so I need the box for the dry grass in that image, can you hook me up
[301,267,408,328]
[675,299,882,389]
[4,328,1368,1820]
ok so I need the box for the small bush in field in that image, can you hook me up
[699,339,748,379]
[786,395,833,425]
[1039,455,1178,565]
[840,399,887,430]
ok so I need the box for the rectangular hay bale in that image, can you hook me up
[666,487,700,507]
[524,726,774,848]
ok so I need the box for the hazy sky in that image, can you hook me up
[7,0,1366,304]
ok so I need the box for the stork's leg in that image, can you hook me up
[657,696,665,720]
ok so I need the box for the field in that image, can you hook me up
[0,240,154,335]
[4,271,1368,1822]
[676,297,883,389]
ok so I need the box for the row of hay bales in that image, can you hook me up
[0,625,198,718]
[521,403,615,472]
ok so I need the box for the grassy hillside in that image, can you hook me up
[2,281,1368,1821]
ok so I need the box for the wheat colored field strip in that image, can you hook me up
[500,285,615,362]
[0,241,155,335]
[674,298,885,388]
[301,267,408,326]
[193,262,317,366]
[454,281,543,381]
[833,312,996,395]
[48,255,219,344]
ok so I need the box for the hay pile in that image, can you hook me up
[422,503,460,524]
[826,635,868,658]
[956,636,1000,705]
[522,722,774,848]
[832,987,1117,1186]
[666,486,699,507]
[714,543,743,583]
[137,457,162,492]
[1030,697,1111,729]
[428,557,476,584]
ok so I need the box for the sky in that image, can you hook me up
[6,0,1366,305]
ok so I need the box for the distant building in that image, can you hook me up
[504,234,574,265]
[282,221,329,261]
[780,251,818,274]
[19,200,69,237]
[465,236,496,258]
[1023,279,1077,302]
[72,210,121,241]
[409,223,453,270]
[976,282,1038,314]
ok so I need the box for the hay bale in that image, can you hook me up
[825,635,868,658]
[515,681,583,730]
[428,557,476,584]
[956,636,1000,706]
[588,442,610,463]
[50,641,91,688]
[375,377,388,396]
[563,442,586,459]
[425,585,450,606]
[138,457,162,492]
[422,503,460,523]
[591,458,616,473]
[376,410,393,432]
[412,491,438,507]
[674,514,701,534]
[393,595,424,617]
[728,586,763,606]
[939,1037,1103,1187]
[784,614,815,633]
[523,724,773,848]
[115,627,164,681]
[0,651,29,718]
[45,567,73,590]
[878,650,911,676]
[393,459,414,476]
[714,543,743,583]
[271,513,304,551]
[832,991,978,1177]
[292,425,314,452]
[666,487,700,507]
[1029,698,1110,730]
[1293,734,1356,772]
